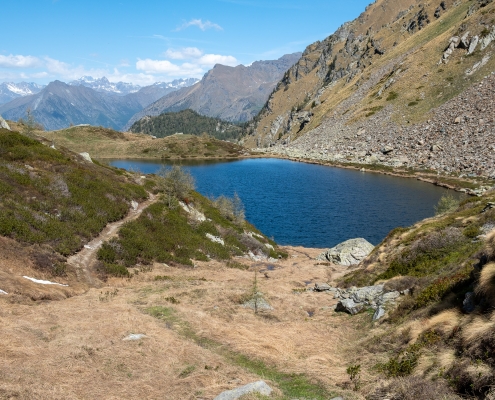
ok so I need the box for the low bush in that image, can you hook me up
[376,228,476,280]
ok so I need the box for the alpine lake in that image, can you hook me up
[109,158,458,249]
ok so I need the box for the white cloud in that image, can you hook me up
[165,47,203,60]
[176,19,223,31]
[198,54,237,66]
[0,54,41,69]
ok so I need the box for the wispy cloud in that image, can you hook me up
[175,19,223,31]
[0,54,41,69]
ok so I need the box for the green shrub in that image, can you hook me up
[435,193,459,215]
[386,91,399,101]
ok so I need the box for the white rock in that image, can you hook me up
[79,152,93,163]
[0,115,11,130]
[0,289,8,295]
[131,200,139,211]
[206,233,224,246]
[123,334,147,341]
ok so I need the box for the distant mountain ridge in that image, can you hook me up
[124,53,302,129]
[0,82,45,105]
[0,78,199,131]
[68,76,199,96]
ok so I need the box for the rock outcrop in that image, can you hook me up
[312,283,407,319]
[0,115,10,130]
[317,238,374,266]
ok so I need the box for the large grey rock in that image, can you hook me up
[352,285,384,303]
[317,238,374,266]
[214,380,272,400]
[336,298,364,315]
[379,291,400,304]
[0,115,10,130]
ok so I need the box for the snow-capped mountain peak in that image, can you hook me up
[0,82,45,104]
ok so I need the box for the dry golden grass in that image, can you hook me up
[0,244,366,399]
[39,126,246,160]
[476,263,495,307]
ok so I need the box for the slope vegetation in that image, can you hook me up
[130,109,246,141]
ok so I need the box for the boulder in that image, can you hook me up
[316,238,374,266]
[79,152,93,163]
[336,298,364,315]
[352,285,385,303]
[314,282,332,292]
[214,381,272,400]
[0,115,10,130]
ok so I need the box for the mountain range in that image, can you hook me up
[0,82,45,105]
[68,76,198,96]
[124,53,302,129]
[0,53,300,132]
[0,78,198,131]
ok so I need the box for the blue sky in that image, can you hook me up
[1,0,371,86]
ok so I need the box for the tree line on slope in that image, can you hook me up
[129,109,248,141]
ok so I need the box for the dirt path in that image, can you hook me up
[67,193,157,287]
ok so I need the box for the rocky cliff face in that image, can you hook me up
[246,0,495,177]
[124,53,302,130]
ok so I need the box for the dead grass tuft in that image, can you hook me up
[476,263,495,307]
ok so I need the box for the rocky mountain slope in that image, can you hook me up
[0,78,198,131]
[0,82,44,105]
[124,53,302,129]
[246,0,495,178]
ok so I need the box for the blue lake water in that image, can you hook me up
[109,158,454,248]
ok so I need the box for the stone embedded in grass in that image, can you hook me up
[123,334,147,341]
[213,380,272,400]
[242,294,273,311]
[206,233,225,246]
[0,289,7,295]
[373,306,386,321]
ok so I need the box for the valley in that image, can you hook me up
[1,0,495,398]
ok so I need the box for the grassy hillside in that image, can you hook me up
[130,109,247,141]
[0,128,147,257]
[39,125,250,159]
[335,189,495,398]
